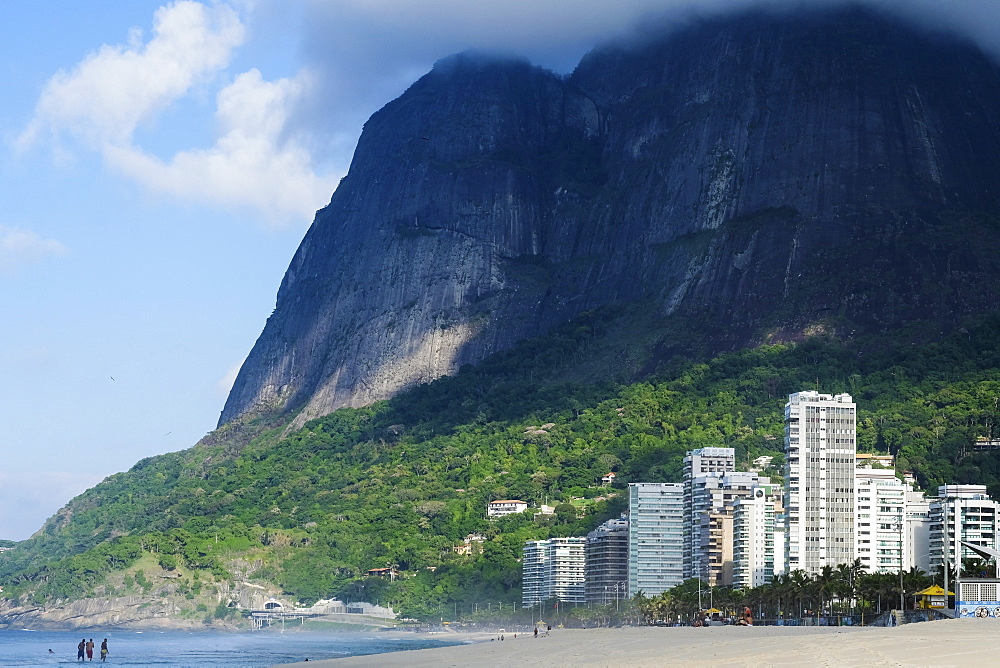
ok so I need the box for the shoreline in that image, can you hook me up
[276,618,1000,667]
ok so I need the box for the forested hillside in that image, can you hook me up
[2,309,999,620]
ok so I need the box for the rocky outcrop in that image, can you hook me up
[0,596,191,630]
[221,7,1000,427]
[0,577,282,630]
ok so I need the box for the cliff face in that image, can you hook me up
[220,8,1000,427]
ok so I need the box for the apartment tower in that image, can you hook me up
[683,447,735,581]
[855,465,907,573]
[628,482,685,596]
[521,537,586,606]
[784,391,857,573]
[928,485,999,576]
[584,517,629,604]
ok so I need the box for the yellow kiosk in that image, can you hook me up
[913,585,952,610]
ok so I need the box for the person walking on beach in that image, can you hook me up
[86,639,95,660]
[533,627,538,638]
[100,639,109,662]
[77,639,86,661]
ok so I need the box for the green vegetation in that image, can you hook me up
[636,556,991,625]
[633,561,937,624]
[2,308,1000,622]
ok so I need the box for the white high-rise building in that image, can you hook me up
[628,482,684,596]
[784,391,857,573]
[928,485,1000,576]
[855,466,907,573]
[683,448,735,581]
[522,537,586,606]
[684,447,736,478]
[733,483,784,587]
[688,471,763,585]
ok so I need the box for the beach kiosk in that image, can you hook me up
[914,585,952,610]
[956,541,1000,619]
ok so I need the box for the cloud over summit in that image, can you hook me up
[16,0,1000,228]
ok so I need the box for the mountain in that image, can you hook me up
[221,6,1000,429]
[5,6,1000,629]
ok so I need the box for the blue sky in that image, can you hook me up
[2,0,999,541]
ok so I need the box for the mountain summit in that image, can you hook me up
[220,7,1000,428]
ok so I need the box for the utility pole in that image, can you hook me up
[697,562,703,611]
[955,495,962,617]
[895,519,905,611]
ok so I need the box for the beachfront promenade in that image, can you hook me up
[278,618,998,667]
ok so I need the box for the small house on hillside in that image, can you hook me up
[488,499,528,517]
[601,472,616,485]
[453,533,487,555]
[366,567,398,579]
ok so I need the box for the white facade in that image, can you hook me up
[774,524,786,579]
[784,391,857,573]
[488,500,528,517]
[733,484,784,587]
[522,537,586,606]
[684,447,736,478]
[928,485,1000,576]
[629,482,685,596]
[855,467,907,573]
[905,490,932,572]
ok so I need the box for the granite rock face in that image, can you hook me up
[220,8,1000,426]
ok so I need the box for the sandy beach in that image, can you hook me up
[277,618,999,667]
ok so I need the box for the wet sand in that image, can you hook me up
[277,618,999,667]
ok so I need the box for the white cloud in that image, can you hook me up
[17,1,333,226]
[18,1,245,150]
[105,69,335,225]
[0,226,68,274]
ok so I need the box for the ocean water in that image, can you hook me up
[0,629,466,666]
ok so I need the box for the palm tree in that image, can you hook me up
[770,572,794,621]
[787,569,812,619]
[834,562,858,615]
[813,565,839,617]
[632,591,652,624]
[901,567,932,610]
